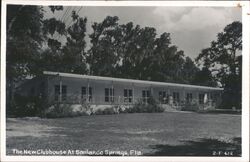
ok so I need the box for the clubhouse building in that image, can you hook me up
[16,71,223,109]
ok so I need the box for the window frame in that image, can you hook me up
[61,85,67,101]
[54,85,67,101]
[82,86,93,102]
[186,93,193,103]
[105,88,114,103]
[173,92,180,103]
[142,90,151,103]
[199,93,205,104]
[124,89,133,103]
[159,91,167,103]
[54,85,60,101]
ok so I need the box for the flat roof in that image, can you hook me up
[43,71,223,91]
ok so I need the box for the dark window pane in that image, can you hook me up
[105,88,109,102]
[129,89,132,97]
[82,87,86,98]
[146,90,150,97]
[62,85,67,101]
[82,87,86,94]
[105,88,114,102]
[89,87,92,102]
[199,94,204,104]
[124,89,128,97]
[163,91,166,98]
[173,92,179,103]
[186,93,193,103]
[54,85,60,101]
[105,88,109,96]
[142,90,146,97]
[89,87,92,95]
[110,88,112,96]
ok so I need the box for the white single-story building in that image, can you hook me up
[16,71,223,109]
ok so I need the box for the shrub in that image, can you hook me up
[8,94,44,117]
[120,97,164,113]
[93,107,118,115]
[44,103,66,118]
[80,102,93,115]
[181,101,200,112]
[44,103,91,118]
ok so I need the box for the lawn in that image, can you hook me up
[6,112,241,156]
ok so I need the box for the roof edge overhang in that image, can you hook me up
[43,71,224,91]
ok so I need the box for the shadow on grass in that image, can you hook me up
[146,137,241,156]
[198,111,241,115]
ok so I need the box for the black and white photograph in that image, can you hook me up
[1,0,249,161]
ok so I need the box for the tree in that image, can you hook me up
[7,5,44,81]
[61,11,88,74]
[115,22,140,78]
[196,21,242,109]
[127,26,157,80]
[192,67,217,87]
[88,16,121,76]
[6,5,64,108]
[146,32,171,82]
[7,5,65,79]
[35,14,66,74]
[181,57,200,84]
[88,16,198,85]
[150,32,187,83]
[7,5,45,106]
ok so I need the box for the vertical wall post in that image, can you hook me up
[87,79,90,103]
[47,76,50,105]
[111,81,114,104]
[167,87,170,102]
[59,76,62,103]
[93,80,95,104]
[132,83,135,104]
[150,84,153,96]
[183,87,185,104]
[168,88,172,106]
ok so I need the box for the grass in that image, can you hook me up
[6,112,241,156]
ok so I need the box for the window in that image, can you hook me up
[82,87,92,102]
[62,85,67,101]
[173,92,180,103]
[199,93,205,104]
[105,88,114,102]
[210,93,217,102]
[186,93,193,103]
[54,85,67,101]
[82,87,86,99]
[89,87,92,101]
[124,89,133,103]
[142,90,150,103]
[210,93,213,100]
[159,91,167,103]
[54,85,60,101]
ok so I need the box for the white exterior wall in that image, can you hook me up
[46,75,222,106]
[47,75,153,105]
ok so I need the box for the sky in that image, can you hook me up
[44,6,241,59]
